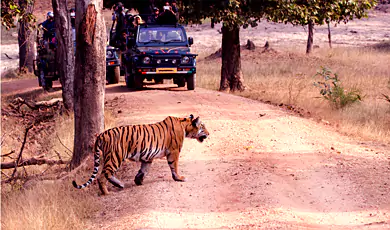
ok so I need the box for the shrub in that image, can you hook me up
[313,67,363,109]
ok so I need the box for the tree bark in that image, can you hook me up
[306,20,314,54]
[26,31,36,72]
[327,21,332,49]
[71,1,106,169]
[17,0,34,73]
[52,0,75,110]
[220,24,245,92]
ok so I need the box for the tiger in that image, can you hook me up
[72,114,209,195]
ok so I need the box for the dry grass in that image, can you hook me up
[1,99,118,230]
[197,45,390,143]
[1,68,37,81]
[51,109,117,157]
[1,180,99,230]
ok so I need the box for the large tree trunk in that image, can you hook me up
[17,0,34,73]
[306,20,314,54]
[220,25,245,92]
[52,0,74,110]
[71,1,106,169]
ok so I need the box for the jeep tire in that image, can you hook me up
[126,74,143,89]
[107,66,120,84]
[186,74,195,90]
[125,74,134,88]
[155,77,164,84]
[175,78,186,87]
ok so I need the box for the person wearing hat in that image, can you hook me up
[147,7,160,23]
[40,12,56,41]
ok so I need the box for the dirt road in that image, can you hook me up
[2,80,389,229]
[66,83,389,230]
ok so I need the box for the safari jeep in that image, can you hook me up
[106,46,121,84]
[124,23,197,90]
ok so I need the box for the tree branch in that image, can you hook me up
[0,150,15,158]
[10,125,33,178]
[1,157,69,169]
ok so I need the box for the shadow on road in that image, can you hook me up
[105,82,190,94]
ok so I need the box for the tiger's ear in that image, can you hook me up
[189,114,194,120]
[192,117,200,127]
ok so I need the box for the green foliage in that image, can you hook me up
[1,0,36,30]
[104,0,376,30]
[269,0,377,26]
[313,67,363,109]
[180,0,282,29]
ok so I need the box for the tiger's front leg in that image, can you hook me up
[167,151,186,182]
[134,160,152,185]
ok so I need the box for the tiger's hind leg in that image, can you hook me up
[99,164,125,195]
[134,160,152,185]
[98,173,109,195]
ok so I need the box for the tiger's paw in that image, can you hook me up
[173,175,186,182]
[134,172,144,186]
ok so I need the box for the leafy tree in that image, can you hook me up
[1,0,35,30]
[1,0,37,72]
[179,0,288,92]
[269,0,377,54]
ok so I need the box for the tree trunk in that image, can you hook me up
[306,20,314,54]
[71,1,106,169]
[52,0,74,110]
[220,24,245,92]
[26,31,36,73]
[327,21,332,49]
[18,0,34,73]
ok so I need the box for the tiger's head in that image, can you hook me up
[184,114,209,143]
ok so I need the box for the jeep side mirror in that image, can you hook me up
[188,37,193,46]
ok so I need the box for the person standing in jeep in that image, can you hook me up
[113,2,126,47]
[40,12,56,41]
[147,7,160,24]
[70,8,76,54]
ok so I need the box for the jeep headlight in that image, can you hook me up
[143,56,151,64]
[181,56,190,64]
[106,50,114,59]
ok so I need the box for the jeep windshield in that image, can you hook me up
[137,26,187,45]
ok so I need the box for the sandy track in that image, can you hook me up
[64,83,390,230]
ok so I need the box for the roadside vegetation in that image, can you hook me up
[197,43,390,143]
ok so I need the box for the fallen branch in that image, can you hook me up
[10,125,33,179]
[11,97,63,111]
[1,157,69,169]
[0,150,15,158]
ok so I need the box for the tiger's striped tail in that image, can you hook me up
[72,139,101,189]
